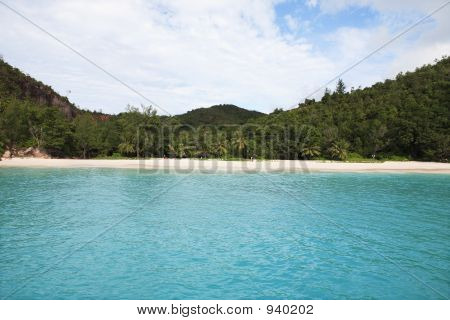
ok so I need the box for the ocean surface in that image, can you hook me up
[0,168,449,299]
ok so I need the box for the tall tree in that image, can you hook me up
[28,106,71,153]
[232,130,247,158]
[73,113,98,159]
[0,98,29,156]
[335,79,346,95]
[215,134,228,158]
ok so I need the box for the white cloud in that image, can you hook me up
[284,14,300,31]
[316,0,447,13]
[0,0,448,114]
[284,14,311,34]
[306,0,318,8]
[0,0,335,114]
[312,0,450,91]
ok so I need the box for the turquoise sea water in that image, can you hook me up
[0,168,449,299]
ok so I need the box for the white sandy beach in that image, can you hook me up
[1,158,449,173]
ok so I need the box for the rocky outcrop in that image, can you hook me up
[2,150,11,158]
[2,147,50,159]
[0,59,79,119]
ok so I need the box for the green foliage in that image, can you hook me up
[382,155,409,161]
[346,152,373,162]
[116,104,160,157]
[0,98,29,153]
[29,106,72,153]
[94,152,128,160]
[300,144,321,159]
[270,108,284,115]
[328,140,350,160]
[118,141,135,155]
[335,79,346,95]
[254,56,449,162]
[73,113,98,159]
[232,130,248,158]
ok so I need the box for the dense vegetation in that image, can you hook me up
[0,56,448,161]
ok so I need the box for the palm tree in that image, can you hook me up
[169,143,188,158]
[215,140,228,158]
[118,141,135,156]
[328,140,350,160]
[232,131,247,158]
[300,144,321,159]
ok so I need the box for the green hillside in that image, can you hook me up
[175,104,265,126]
[0,58,79,119]
[254,56,449,161]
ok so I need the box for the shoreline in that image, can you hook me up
[1,158,450,174]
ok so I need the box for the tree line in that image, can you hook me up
[0,57,448,161]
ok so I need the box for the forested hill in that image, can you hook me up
[175,104,265,126]
[253,56,449,161]
[0,58,79,118]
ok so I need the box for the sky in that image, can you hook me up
[0,0,449,115]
